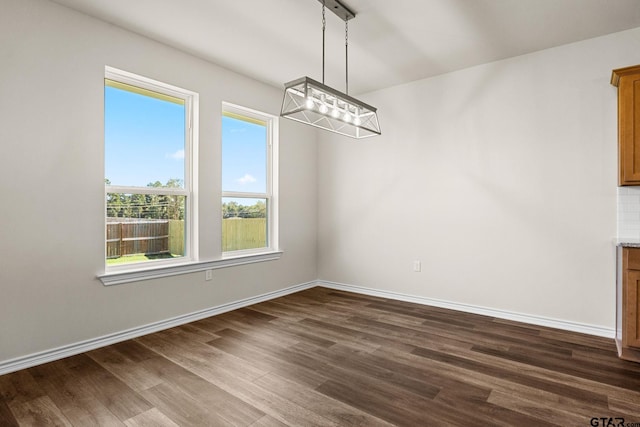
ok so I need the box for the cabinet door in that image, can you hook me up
[625,270,640,348]
[619,73,640,185]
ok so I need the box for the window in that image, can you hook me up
[222,103,277,255]
[104,67,196,269]
[99,70,282,285]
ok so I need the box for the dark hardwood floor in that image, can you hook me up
[2,287,640,426]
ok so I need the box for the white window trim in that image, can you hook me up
[98,251,283,286]
[221,102,279,257]
[103,66,199,273]
[98,73,284,286]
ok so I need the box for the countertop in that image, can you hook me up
[615,238,640,247]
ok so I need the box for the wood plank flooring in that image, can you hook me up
[2,286,640,426]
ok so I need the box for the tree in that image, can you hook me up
[105,178,185,220]
[160,179,184,220]
[223,201,239,218]
[246,200,266,218]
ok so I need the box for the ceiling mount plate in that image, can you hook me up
[316,0,355,21]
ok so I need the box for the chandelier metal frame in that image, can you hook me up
[280,0,381,139]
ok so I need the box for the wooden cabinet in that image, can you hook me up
[612,65,640,186]
[626,269,640,348]
[617,247,640,362]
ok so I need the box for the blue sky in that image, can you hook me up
[221,115,266,194]
[105,85,266,192]
[105,85,185,187]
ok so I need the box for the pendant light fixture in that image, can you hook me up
[280,0,381,139]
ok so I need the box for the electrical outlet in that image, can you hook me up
[205,270,213,281]
[413,260,421,272]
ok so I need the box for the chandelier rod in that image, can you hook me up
[316,0,354,93]
[345,19,348,94]
[322,0,326,85]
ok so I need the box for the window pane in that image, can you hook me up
[222,197,267,252]
[106,193,186,264]
[221,115,266,193]
[105,82,185,188]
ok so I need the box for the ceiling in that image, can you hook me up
[50,0,640,94]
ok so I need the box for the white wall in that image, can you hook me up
[0,0,317,362]
[318,28,640,330]
[2,0,639,367]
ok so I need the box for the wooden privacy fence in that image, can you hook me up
[168,220,185,256]
[222,218,266,252]
[107,220,184,258]
[107,218,262,257]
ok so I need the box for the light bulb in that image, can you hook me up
[344,112,352,122]
[353,107,361,126]
[332,107,340,118]
[319,103,328,114]
[305,97,314,109]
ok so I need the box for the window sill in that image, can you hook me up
[98,251,283,286]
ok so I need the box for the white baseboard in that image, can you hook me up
[317,280,615,339]
[0,279,615,376]
[0,281,316,376]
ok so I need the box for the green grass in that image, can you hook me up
[106,253,179,265]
